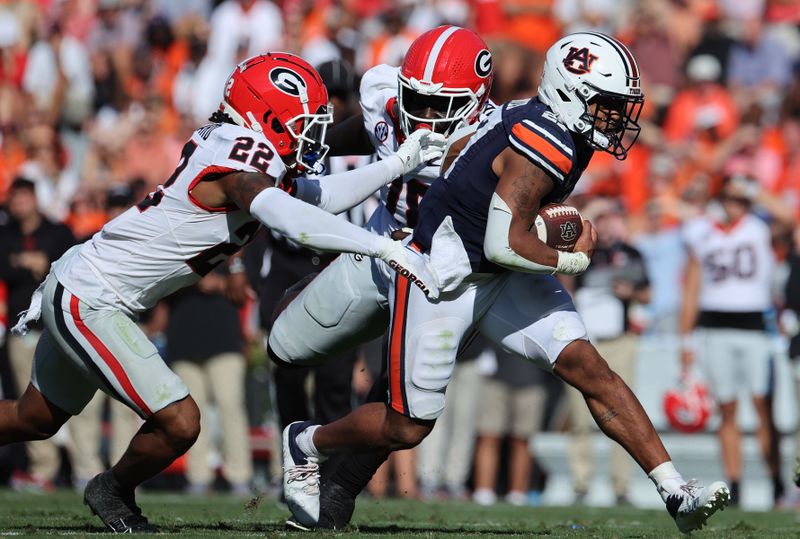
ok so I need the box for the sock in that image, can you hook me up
[296,424,326,461]
[329,374,392,498]
[331,451,391,498]
[647,461,686,502]
[773,474,785,502]
[729,480,739,505]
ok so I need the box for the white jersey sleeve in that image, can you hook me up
[53,123,282,314]
[360,64,402,155]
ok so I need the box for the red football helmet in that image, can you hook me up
[221,53,333,173]
[398,25,494,137]
[664,375,713,433]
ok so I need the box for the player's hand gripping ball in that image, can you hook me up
[534,203,583,252]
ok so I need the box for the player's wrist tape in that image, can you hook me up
[555,250,590,275]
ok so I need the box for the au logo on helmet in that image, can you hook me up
[563,46,598,75]
[269,67,307,97]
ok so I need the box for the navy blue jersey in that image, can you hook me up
[413,97,594,273]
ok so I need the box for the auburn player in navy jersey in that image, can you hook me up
[281,33,730,533]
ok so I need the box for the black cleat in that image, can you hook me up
[84,471,160,533]
[316,481,356,530]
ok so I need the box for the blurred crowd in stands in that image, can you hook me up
[1,0,800,510]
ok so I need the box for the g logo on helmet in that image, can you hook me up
[474,49,492,78]
[269,67,307,96]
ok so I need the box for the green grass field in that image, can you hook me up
[0,489,798,538]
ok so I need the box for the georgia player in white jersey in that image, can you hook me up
[680,176,779,506]
[0,52,445,533]
[269,25,495,366]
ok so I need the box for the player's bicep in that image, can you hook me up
[221,172,277,212]
[494,148,555,229]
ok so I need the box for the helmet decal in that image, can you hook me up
[562,46,598,75]
[474,49,492,78]
[224,76,234,99]
[269,67,307,97]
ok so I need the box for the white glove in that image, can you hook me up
[391,129,447,175]
[377,240,440,301]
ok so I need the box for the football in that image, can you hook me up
[533,203,583,252]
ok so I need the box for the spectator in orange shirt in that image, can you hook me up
[502,0,560,53]
[120,96,182,189]
[358,7,418,72]
[663,54,739,154]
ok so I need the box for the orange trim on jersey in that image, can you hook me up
[389,275,411,416]
[712,214,746,234]
[511,123,572,176]
[188,165,240,212]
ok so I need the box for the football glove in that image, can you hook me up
[378,240,440,301]
[392,129,447,176]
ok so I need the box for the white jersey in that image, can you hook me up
[682,213,774,312]
[360,64,495,228]
[54,123,285,314]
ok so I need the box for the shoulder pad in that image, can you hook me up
[505,104,576,184]
[360,64,400,117]
[206,123,286,180]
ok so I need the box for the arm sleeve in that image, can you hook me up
[249,187,391,257]
[288,156,403,214]
[483,192,557,274]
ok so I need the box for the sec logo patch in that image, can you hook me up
[374,121,389,143]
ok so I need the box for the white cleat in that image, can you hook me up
[282,421,322,528]
[667,479,730,533]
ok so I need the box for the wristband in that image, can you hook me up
[555,251,590,275]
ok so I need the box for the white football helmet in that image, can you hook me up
[538,32,644,159]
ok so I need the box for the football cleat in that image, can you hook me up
[285,480,356,531]
[666,479,729,533]
[84,471,159,533]
[282,421,322,528]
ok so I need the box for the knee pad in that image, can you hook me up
[401,324,461,420]
[409,328,459,393]
[266,341,306,370]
